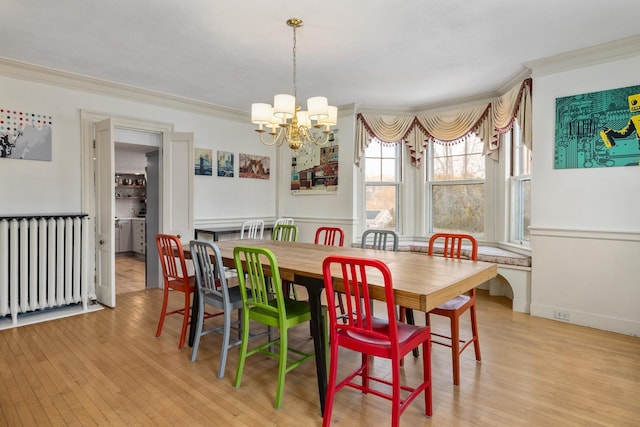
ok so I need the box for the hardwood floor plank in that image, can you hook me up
[0,258,638,426]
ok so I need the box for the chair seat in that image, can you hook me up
[435,294,471,311]
[250,298,312,324]
[345,317,430,347]
[202,285,246,310]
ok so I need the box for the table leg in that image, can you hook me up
[188,288,199,347]
[295,274,326,415]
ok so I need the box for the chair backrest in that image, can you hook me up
[240,219,265,239]
[189,240,228,305]
[322,255,399,344]
[274,217,294,227]
[156,234,189,283]
[428,233,478,261]
[314,226,345,247]
[272,224,298,242]
[361,229,398,251]
[233,246,285,318]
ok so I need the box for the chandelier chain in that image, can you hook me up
[292,25,297,100]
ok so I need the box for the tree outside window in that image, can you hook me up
[364,139,400,231]
[428,134,485,235]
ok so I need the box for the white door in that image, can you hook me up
[95,119,116,307]
[162,132,194,243]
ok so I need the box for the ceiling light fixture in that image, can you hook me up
[251,18,337,150]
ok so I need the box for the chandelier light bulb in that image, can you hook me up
[307,96,329,121]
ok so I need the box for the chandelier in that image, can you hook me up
[251,18,337,150]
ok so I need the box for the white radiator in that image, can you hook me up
[0,214,89,325]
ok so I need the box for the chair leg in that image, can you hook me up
[190,296,205,363]
[422,340,433,417]
[155,287,170,338]
[233,310,251,389]
[470,302,482,361]
[322,338,340,427]
[451,313,461,386]
[217,307,233,379]
[274,327,288,409]
[391,355,401,427]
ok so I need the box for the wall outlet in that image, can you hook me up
[554,310,570,321]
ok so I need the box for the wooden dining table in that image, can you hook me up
[184,238,497,414]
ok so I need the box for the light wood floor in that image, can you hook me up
[0,265,638,426]
[116,254,146,294]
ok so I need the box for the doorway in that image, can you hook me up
[114,139,159,294]
[82,111,194,308]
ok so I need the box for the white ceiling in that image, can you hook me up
[3,1,640,113]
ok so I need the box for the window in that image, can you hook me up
[427,134,485,235]
[510,122,531,243]
[364,139,401,231]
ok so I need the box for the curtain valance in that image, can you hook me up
[491,78,532,150]
[354,78,532,166]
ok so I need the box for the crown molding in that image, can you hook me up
[525,35,640,77]
[0,57,249,123]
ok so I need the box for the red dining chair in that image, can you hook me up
[314,227,347,318]
[155,234,196,349]
[426,233,481,385]
[314,226,345,247]
[322,255,432,427]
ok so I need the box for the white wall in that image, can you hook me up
[0,70,276,224]
[530,55,640,336]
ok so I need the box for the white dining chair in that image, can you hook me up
[274,217,294,227]
[240,219,264,239]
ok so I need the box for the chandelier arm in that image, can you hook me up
[256,127,286,147]
[301,127,331,146]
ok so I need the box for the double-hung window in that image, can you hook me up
[427,134,485,235]
[509,122,531,243]
[364,139,401,231]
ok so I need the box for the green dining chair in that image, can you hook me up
[272,224,299,299]
[232,245,315,409]
[271,224,298,242]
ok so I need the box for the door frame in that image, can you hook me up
[80,110,173,302]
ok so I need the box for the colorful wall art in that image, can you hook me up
[291,135,338,194]
[239,153,270,179]
[0,109,52,161]
[555,84,640,168]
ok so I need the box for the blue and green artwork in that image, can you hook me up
[555,84,640,169]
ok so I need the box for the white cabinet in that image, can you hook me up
[131,218,146,255]
[117,219,131,253]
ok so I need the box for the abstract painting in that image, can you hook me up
[291,135,338,193]
[0,109,52,161]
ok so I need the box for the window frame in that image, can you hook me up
[426,134,486,237]
[508,122,531,246]
[363,139,402,232]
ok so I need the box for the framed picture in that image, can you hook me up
[217,150,234,177]
[239,153,270,179]
[291,134,338,194]
[555,84,640,169]
[0,108,53,161]
[194,148,213,176]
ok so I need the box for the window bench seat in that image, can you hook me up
[357,240,532,313]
